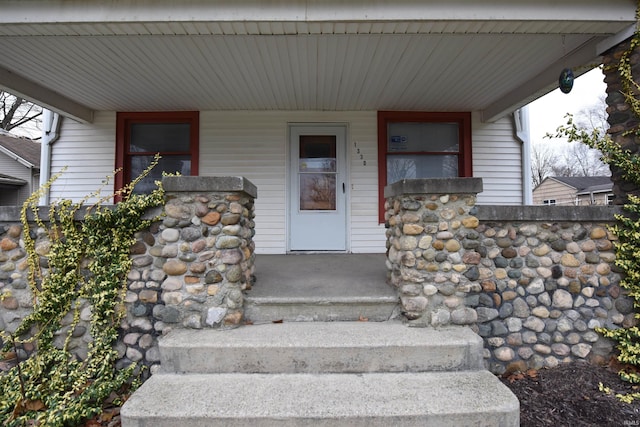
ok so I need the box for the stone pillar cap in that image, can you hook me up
[384,178,483,198]
[162,176,257,198]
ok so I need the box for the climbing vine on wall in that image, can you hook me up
[552,2,640,403]
[0,156,164,426]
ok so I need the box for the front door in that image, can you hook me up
[289,125,347,251]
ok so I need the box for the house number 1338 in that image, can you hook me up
[354,142,367,166]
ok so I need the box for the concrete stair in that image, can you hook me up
[244,253,400,322]
[121,322,519,426]
[244,295,400,322]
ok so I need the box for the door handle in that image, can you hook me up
[342,183,345,193]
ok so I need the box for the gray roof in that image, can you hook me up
[550,176,612,192]
[576,183,614,195]
[0,131,40,168]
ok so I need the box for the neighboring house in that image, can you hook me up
[0,131,40,206]
[533,176,614,206]
[0,0,635,254]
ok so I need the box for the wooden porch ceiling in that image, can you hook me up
[0,0,635,123]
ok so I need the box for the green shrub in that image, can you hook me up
[0,156,164,426]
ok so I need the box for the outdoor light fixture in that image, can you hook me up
[559,68,574,94]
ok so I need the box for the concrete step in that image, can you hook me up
[247,253,398,322]
[244,295,399,322]
[121,370,519,427]
[158,322,484,374]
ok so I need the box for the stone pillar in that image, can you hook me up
[384,178,483,327]
[125,176,257,341]
[602,36,640,204]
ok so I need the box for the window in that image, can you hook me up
[116,112,199,195]
[543,199,556,205]
[607,194,614,205]
[298,135,337,211]
[377,111,472,222]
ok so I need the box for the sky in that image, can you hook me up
[527,67,607,149]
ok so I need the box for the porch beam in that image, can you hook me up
[0,67,94,124]
[596,24,636,54]
[480,36,605,123]
[1,0,635,26]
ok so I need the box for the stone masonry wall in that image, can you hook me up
[0,176,256,375]
[1,175,636,376]
[385,178,634,374]
[603,37,640,204]
[1,218,114,364]
[473,210,627,375]
[384,178,484,328]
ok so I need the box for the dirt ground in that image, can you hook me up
[502,361,640,427]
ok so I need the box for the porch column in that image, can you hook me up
[384,178,483,326]
[130,176,256,331]
[602,35,640,203]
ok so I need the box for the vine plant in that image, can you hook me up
[551,2,640,403]
[0,156,164,426]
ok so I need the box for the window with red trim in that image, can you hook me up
[377,111,472,222]
[116,111,199,195]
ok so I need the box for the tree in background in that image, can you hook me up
[564,93,610,177]
[531,144,557,187]
[575,93,609,132]
[533,92,610,187]
[554,141,610,177]
[0,91,42,139]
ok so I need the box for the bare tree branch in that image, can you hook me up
[531,144,558,187]
[538,95,610,185]
[7,110,43,131]
[0,91,43,138]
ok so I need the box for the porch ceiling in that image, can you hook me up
[0,1,635,124]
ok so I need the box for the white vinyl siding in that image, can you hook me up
[347,114,384,253]
[472,112,523,205]
[199,111,385,254]
[0,151,35,206]
[49,110,522,254]
[49,111,116,203]
[200,111,288,254]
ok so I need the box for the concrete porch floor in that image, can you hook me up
[249,253,397,299]
[245,254,399,322]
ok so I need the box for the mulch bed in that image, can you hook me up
[502,361,640,426]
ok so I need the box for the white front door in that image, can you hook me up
[289,125,347,251]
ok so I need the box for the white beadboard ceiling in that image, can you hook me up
[0,0,635,123]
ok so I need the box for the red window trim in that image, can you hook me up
[115,111,199,198]
[377,111,472,223]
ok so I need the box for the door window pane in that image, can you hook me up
[299,158,336,173]
[298,135,337,211]
[300,174,336,211]
[300,135,336,157]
